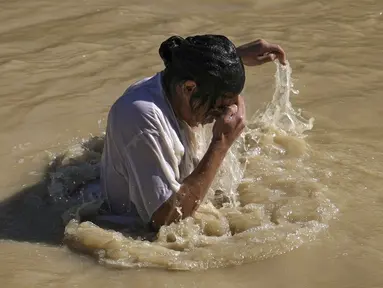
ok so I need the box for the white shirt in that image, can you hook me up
[100,73,195,225]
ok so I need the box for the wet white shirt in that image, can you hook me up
[100,73,195,225]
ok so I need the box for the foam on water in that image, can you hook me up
[49,62,337,270]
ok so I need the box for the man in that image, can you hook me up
[98,35,285,231]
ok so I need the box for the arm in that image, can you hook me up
[236,39,286,66]
[151,140,228,228]
[152,98,245,228]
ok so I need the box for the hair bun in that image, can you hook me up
[159,36,184,67]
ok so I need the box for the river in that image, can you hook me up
[0,0,382,287]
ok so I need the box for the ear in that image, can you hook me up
[183,80,197,100]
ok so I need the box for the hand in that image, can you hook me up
[212,95,245,149]
[237,39,286,66]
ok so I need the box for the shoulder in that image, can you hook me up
[108,74,168,136]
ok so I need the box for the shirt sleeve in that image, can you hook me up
[124,130,181,223]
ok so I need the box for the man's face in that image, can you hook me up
[178,81,239,127]
[200,95,239,125]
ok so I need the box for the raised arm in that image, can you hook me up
[151,97,245,228]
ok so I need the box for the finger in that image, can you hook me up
[230,97,246,131]
[266,43,286,65]
[223,104,238,123]
[235,119,246,132]
[235,101,246,129]
[256,53,277,65]
[236,95,246,119]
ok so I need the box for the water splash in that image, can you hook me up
[49,61,337,270]
[252,61,314,135]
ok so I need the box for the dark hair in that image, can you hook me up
[159,35,245,112]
